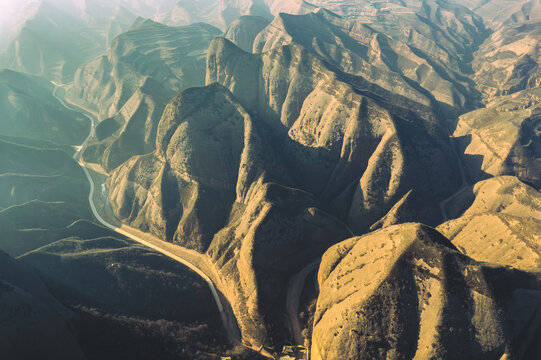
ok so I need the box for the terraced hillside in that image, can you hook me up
[67,20,221,171]
[0,0,540,359]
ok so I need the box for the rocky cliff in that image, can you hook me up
[453,87,541,187]
[312,223,541,360]
[438,176,541,271]
[67,20,221,171]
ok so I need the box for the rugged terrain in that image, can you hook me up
[67,20,221,171]
[311,223,541,360]
[1,0,540,359]
[453,87,541,187]
[81,0,541,353]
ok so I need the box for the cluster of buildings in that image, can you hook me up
[220,345,307,360]
[278,345,307,360]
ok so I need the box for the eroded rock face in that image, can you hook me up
[312,223,541,360]
[108,84,249,251]
[472,0,541,98]
[67,20,221,171]
[107,83,351,344]
[453,87,541,187]
[209,181,351,345]
[107,34,474,346]
[438,176,541,271]
[80,0,541,353]
[207,37,460,233]
[253,9,480,115]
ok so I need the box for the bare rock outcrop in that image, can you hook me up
[453,87,541,187]
[312,223,541,360]
[107,83,351,345]
[438,176,541,271]
[207,37,461,233]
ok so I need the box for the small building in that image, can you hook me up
[278,345,295,359]
[278,345,308,360]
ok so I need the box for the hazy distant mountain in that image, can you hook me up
[0,2,106,82]
[0,251,85,360]
[224,15,270,52]
[163,0,314,29]
[1,0,540,358]
[0,70,89,145]
[0,0,40,51]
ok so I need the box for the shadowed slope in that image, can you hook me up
[0,251,85,360]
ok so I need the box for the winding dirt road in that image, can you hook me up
[286,258,320,345]
[285,222,354,346]
[51,83,247,349]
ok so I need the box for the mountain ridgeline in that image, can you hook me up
[0,0,540,359]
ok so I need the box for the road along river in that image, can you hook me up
[51,83,253,352]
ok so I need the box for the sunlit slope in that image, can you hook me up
[453,87,541,187]
[312,223,541,360]
[438,176,541,271]
[107,33,463,344]
[207,37,460,231]
[253,7,484,116]
[468,0,541,98]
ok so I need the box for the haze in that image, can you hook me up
[0,1,539,359]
